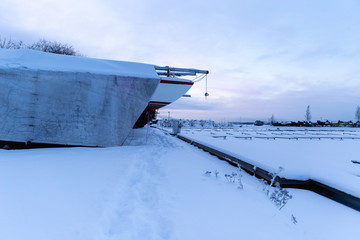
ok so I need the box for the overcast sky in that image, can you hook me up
[1,0,360,121]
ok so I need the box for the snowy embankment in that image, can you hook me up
[0,127,359,240]
[179,127,360,198]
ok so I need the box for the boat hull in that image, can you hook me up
[0,68,159,147]
[150,78,194,107]
[133,78,193,128]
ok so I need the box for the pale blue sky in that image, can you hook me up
[1,0,360,121]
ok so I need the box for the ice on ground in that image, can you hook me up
[0,127,359,240]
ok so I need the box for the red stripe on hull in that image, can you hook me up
[160,80,193,85]
[143,101,171,112]
[149,101,171,105]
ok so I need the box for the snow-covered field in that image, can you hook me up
[0,127,359,240]
[180,126,360,198]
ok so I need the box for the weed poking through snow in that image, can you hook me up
[237,164,243,190]
[269,182,293,209]
[214,170,219,179]
[224,173,236,183]
[291,214,298,224]
[259,167,293,209]
[205,169,244,190]
[266,166,283,196]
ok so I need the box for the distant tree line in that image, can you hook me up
[268,105,360,127]
[0,36,79,56]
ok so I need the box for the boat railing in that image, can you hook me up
[155,66,209,77]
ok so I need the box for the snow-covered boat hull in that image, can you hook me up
[0,67,158,147]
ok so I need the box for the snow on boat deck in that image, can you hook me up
[0,127,359,240]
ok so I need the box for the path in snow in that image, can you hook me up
[0,126,359,240]
[95,130,176,240]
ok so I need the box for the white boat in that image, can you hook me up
[0,49,208,147]
[133,66,208,128]
[149,77,194,109]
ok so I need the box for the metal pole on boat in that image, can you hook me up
[155,66,209,76]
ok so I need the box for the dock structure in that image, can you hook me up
[177,134,360,212]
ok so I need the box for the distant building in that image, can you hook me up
[254,120,265,126]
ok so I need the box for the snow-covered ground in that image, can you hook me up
[0,127,359,240]
[180,126,360,198]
